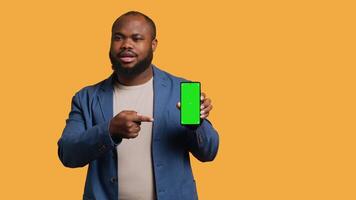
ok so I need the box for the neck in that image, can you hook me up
[115,65,153,86]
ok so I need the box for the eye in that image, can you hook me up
[132,36,143,42]
[113,35,123,41]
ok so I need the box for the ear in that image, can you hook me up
[152,38,158,52]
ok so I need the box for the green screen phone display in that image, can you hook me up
[180,82,201,125]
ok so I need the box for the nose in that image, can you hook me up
[120,38,133,49]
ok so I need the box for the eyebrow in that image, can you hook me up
[113,32,144,38]
[113,32,125,37]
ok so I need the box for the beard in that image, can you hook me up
[110,49,153,77]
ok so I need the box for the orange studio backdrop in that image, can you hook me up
[0,0,355,199]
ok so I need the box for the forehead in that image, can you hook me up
[112,15,151,36]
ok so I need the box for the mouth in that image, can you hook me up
[119,56,136,63]
[118,51,137,64]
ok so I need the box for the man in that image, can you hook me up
[58,11,219,200]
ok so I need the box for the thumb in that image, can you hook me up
[176,102,181,110]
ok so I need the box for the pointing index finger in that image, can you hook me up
[135,114,154,122]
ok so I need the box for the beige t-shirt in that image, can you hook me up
[113,77,155,200]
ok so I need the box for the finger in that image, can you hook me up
[201,104,213,115]
[135,114,154,122]
[126,121,134,128]
[131,114,142,125]
[129,112,153,122]
[201,92,206,101]
[129,125,141,133]
[124,111,139,121]
[200,98,211,110]
[133,121,141,125]
[127,132,139,139]
[200,113,209,119]
[116,110,136,119]
[176,102,181,109]
[124,110,138,116]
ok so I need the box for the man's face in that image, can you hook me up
[110,15,157,76]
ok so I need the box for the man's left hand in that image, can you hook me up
[176,92,213,119]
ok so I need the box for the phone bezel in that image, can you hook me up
[180,81,201,126]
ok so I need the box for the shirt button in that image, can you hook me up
[110,177,117,183]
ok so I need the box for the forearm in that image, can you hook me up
[58,120,120,168]
[186,119,219,162]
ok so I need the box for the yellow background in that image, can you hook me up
[0,0,355,199]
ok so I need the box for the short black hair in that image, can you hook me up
[112,11,156,40]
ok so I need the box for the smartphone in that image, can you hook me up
[180,82,201,125]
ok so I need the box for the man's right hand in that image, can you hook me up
[109,110,154,139]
